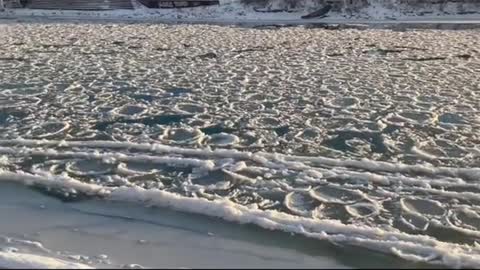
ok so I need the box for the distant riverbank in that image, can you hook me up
[1,4,480,30]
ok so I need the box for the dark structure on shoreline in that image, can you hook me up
[1,0,219,10]
[138,0,219,8]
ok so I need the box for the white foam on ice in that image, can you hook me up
[1,139,478,179]
[1,166,480,268]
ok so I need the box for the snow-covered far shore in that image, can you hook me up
[0,1,479,28]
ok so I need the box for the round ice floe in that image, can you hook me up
[309,184,365,205]
[327,97,359,108]
[113,104,147,117]
[229,101,265,112]
[191,170,233,190]
[174,103,208,114]
[117,162,165,175]
[69,128,98,140]
[31,160,66,175]
[345,138,372,154]
[399,212,430,231]
[250,116,282,128]
[245,93,282,103]
[92,104,114,115]
[0,96,41,108]
[450,208,480,231]
[390,110,436,125]
[5,86,47,97]
[391,94,416,104]
[186,118,211,128]
[28,121,70,139]
[58,94,89,106]
[95,92,114,100]
[203,133,239,147]
[131,91,163,102]
[400,198,446,217]
[295,128,322,142]
[105,123,149,142]
[194,113,214,121]
[438,113,466,125]
[284,191,318,216]
[416,94,445,104]
[239,129,280,147]
[305,117,328,129]
[186,114,213,127]
[345,202,380,218]
[159,127,204,144]
[66,159,116,176]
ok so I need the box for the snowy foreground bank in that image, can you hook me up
[2,182,431,269]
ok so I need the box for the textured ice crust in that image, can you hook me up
[0,23,479,268]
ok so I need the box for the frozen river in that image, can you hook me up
[0,21,479,268]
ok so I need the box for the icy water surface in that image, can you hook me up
[0,22,480,268]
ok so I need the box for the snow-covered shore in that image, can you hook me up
[0,1,479,28]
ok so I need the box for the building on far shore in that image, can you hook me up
[138,0,219,8]
[2,0,134,9]
[0,0,221,9]
[0,0,479,14]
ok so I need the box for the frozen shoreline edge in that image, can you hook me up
[1,8,480,29]
[0,138,480,268]
[0,182,357,269]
